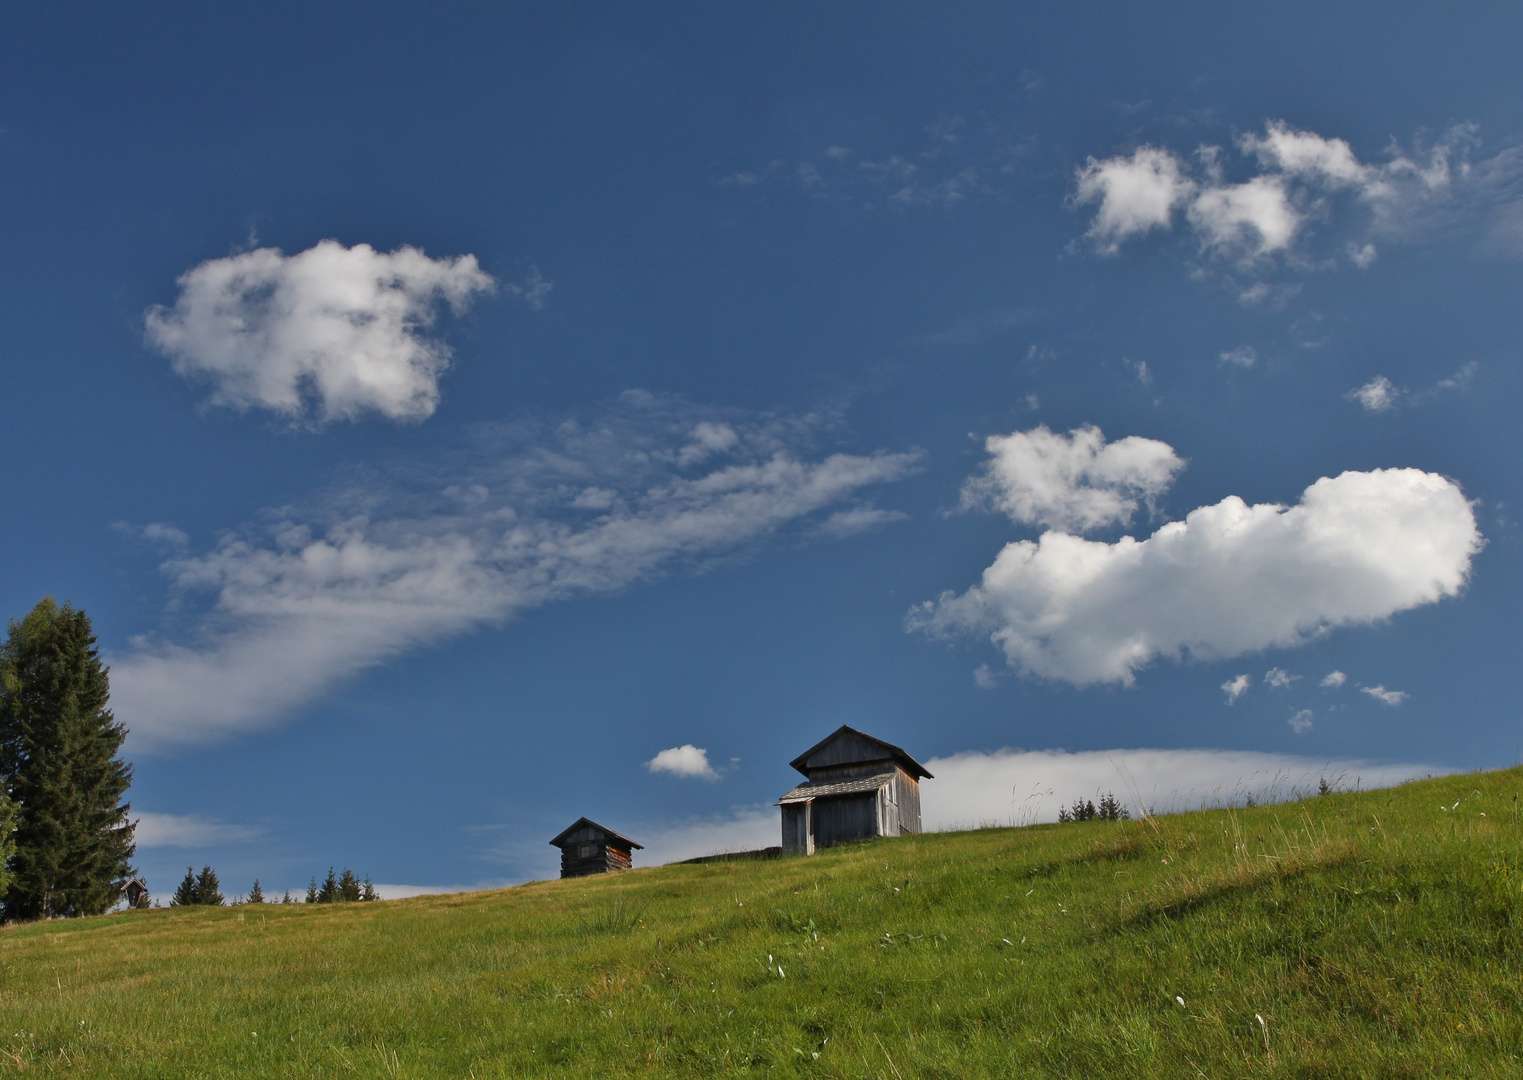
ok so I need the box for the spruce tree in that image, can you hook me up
[194,865,223,905]
[0,793,17,900]
[171,866,199,906]
[317,867,339,903]
[281,890,293,904]
[247,879,264,904]
[361,875,379,902]
[305,877,318,903]
[338,868,361,902]
[0,599,135,920]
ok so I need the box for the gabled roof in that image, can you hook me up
[788,725,933,780]
[548,817,644,850]
[776,772,896,805]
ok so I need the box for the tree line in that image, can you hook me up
[1057,791,1131,823]
[170,865,380,905]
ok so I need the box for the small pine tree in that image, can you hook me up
[338,868,361,903]
[1097,792,1129,822]
[361,876,379,902]
[1068,798,1097,822]
[281,890,292,904]
[194,865,223,906]
[1057,806,1073,823]
[305,877,318,903]
[247,879,264,904]
[171,865,199,907]
[317,867,339,903]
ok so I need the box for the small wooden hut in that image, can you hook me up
[549,818,643,878]
[776,725,932,855]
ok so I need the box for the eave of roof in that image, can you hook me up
[775,772,896,804]
[787,724,934,779]
[548,816,645,849]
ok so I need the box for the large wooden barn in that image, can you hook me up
[776,725,932,855]
[548,818,643,878]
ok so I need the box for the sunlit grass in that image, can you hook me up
[3,768,1523,1076]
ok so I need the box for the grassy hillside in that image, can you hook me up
[3,768,1522,1078]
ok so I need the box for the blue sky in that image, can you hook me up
[3,3,1521,897]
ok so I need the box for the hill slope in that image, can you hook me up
[3,768,1522,1077]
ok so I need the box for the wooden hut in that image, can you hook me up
[776,725,932,855]
[549,818,643,878]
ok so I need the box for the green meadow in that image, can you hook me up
[3,767,1522,1078]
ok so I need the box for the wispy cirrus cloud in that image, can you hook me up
[145,240,500,425]
[134,811,264,849]
[111,395,920,748]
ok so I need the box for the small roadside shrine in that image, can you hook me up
[548,817,644,878]
[776,725,933,855]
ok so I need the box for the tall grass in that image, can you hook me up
[3,768,1522,1076]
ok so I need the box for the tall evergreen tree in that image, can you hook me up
[361,875,379,902]
[0,793,17,901]
[305,877,318,903]
[194,865,223,906]
[0,599,135,920]
[171,866,199,906]
[247,879,264,904]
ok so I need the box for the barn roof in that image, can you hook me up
[788,725,933,779]
[775,772,895,805]
[548,817,644,850]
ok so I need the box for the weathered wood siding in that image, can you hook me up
[555,822,636,877]
[560,843,633,878]
[781,802,814,855]
[798,729,897,776]
[814,793,881,849]
[883,768,921,835]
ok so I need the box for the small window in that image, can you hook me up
[578,842,599,858]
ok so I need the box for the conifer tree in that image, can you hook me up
[282,890,293,904]
[171,866,199,906]
[0,793,17,900]
[305,877,318,903]
[338,868,361,902]
[361,875,379,902]
[317,867,339,903]
[0,599,135,920]
[247,879,264,904]
[194,865,223,905]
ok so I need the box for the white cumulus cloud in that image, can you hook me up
[1287,710,1315,733]
[1074,120,1506,267]
[646,745,721,780]
[1265,667,1299,689]
[145,240,497,425]
[1347,376,1401,412]
[1362,685,1409,706]
[111,398,919,747]
[911,448,1482,686]
[1221,673,1251,703]
[960,424,1185,533]
[1074,146,1195,253]
[1321,670,1347,688]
